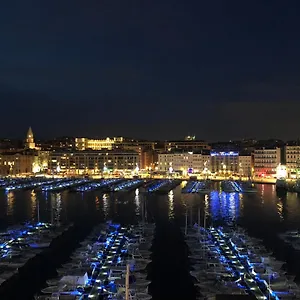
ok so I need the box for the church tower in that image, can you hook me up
[25,126,36,149]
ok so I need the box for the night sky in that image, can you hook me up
[1,1,300,141]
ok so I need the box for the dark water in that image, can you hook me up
[1,182,299,231]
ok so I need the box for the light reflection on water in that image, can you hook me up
[102,194,109,219]
[168,190,174,219]
[50,193,62,225]
[31,190,36,219]
[277,201,284,222]
[6,191,15,217]
[1,183,300,232]
[135,188,140,216]
[239,193,244,216]
[95,196,100,211]
[209,191,240,223]
[204,194,209,217]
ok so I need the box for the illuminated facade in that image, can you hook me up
[253,147,281,177]
[238,154,253,177]
[141,149,158,170]
[0,151,38,175]
[164,140,210,152]
[25,127,36,149]
[285,145,300,178]
[75,137,155,169]
[210,151,239,174]
[75,137,123,150]
[158,151,208,174]
[48,150,139,174]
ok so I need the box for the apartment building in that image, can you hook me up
[285,143,300,178]
[253,147,281,177]
[48,150,139,175]
[75,137,123,150]
[238,154,253,177]
[210,151,239,174]
[158,151,208,174]
[0,150,38,175]
[164,140,210,152]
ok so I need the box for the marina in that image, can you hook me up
[72,179,123,193]
[0,181,298,298]
[0,222,69,286]
[109,179,145,193]
[34,221,154,300]
[146,179,181,194]
[186,221,300,299]
[182,180,211,194]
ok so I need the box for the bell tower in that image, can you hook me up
[25,126,36,149]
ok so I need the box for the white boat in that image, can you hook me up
[46,278,61,286]
[41,284,67,294]
[28,242,50,249]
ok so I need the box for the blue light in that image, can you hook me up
[211,151,239,156]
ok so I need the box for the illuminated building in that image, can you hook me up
[48,150,139,175]
[238,154,253,177]
[253,147,281,177]
[75,137,123,150]
[141,149,158,170]
[158,151,209,175]
[75,137,156,169]
[285,143,300,178]
[115,140,156,169]
[25,127,36,149]
[0,151,38,175]
[184,135,196,141]
[210,151,239,174]
[164,139,210,152]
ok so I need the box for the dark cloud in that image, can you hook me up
[0,1,300,140]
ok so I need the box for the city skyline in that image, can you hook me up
[0,126,299,144]
[1,1,300,140]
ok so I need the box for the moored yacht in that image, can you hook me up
[276,177,288,191]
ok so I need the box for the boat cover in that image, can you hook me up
[59,272,88,286]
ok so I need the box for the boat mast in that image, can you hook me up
[190,200,193,228]
[198,206,200,229]
[125,263,130,300]
[37,197,40,224]
[185,209,187,236]
[198,206,201,243]
[51,194,54,225]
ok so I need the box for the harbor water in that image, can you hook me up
[1,181,300,298]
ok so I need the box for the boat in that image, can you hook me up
[276,178,288,191]
[221,181,240,193]
[294,179,300,193]
[33,220,155,300]
[240,180,257,193]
